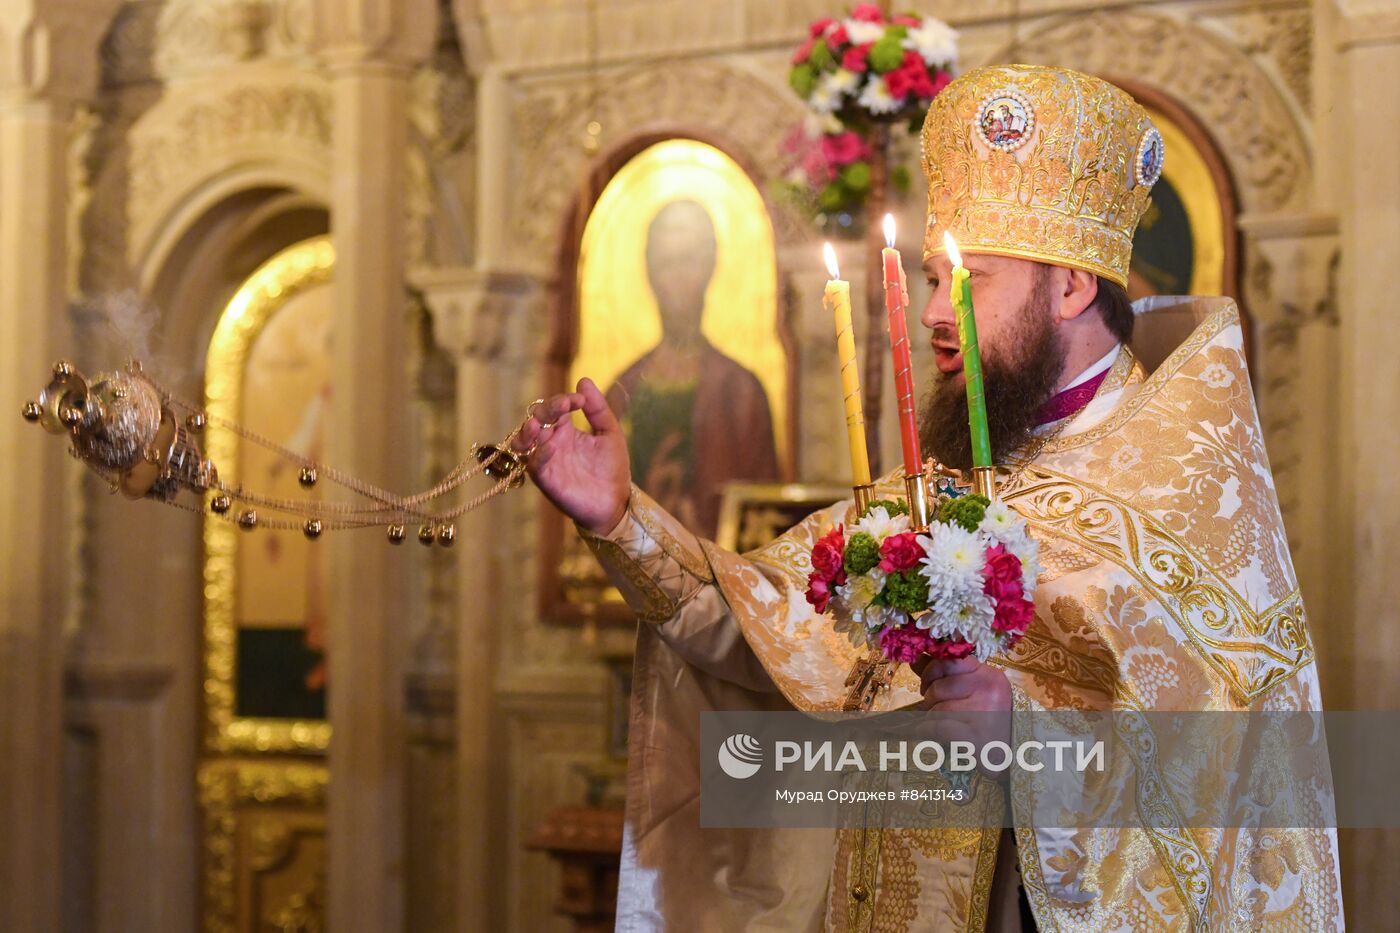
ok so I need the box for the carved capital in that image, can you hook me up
[413,265,542,361]
[1238,212,1341,328]
[310,0,438,68]
[0,0,123,104]
[1334,0,1400,49]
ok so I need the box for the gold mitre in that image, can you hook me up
[921,63,1164,287]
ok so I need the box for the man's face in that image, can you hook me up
[917,253,1066,471]
[645,200,717,335]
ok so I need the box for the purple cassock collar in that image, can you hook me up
[1033,368,1110,427]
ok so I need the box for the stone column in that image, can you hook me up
[0,89,77,933]
[1331,0,1400,709]
[1328,3,1400,927]
[418,266,541,933]
[313,2,437,930]
[0,2,118,929]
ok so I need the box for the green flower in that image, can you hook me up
[938,494,990,532]
[839,161,872,192]
[818,182,846,211]
[808,41,835,72]
[879,569,929,614]
[845,532,882,575]
[789,63,817,98]
[863,498,909,519]
[870,37,905,73]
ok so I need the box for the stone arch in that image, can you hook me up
[511,61,810,262]
[984,9,1311,215]
[123,70,333,282]
[79,68,334,374]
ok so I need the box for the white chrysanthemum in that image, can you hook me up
[978,500,1019,543]
[844,18,885,45]
[802,111,844,136]
[918,522,987,633]
[972,625,1004,661]
[920,591,995,644]
[830,598,870,648]
[857,604,901,634]
[924,521,985,577]
[1002,532,1042,594]
[842,569,886,611]
[854,505,910,544]
[824,67,861,95]
[809,82,842,114]
[902,19,958,65]
[857,75,901,115]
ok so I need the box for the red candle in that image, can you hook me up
[882,214,923,476]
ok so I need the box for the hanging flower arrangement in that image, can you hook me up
[779,5,958,233]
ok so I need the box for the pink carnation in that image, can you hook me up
[879,625,936,665]
[992,596,1036,634]
[878,532,923,573]
[801,148,836,185]
[929,70,952,97]
[850,4,885,23]
[892,14,921,27]
[805,572,835,614]
[791,36,816,65]
[887,52,937,100]
[811,526,847,583]
[884,62,915,98]
[926,637,977,661]
[809,17,837,38]
[983,544,1022,586]
[842,42,873,73]
[820,131,870,167]
[825,25,849,49]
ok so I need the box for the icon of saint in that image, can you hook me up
[605,200,780,536]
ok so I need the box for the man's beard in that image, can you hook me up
[918,284,1065,473]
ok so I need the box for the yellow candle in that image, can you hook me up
[823,243,871,486]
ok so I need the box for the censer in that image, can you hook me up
[22,359,530,545]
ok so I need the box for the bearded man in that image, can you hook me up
[513,65,1342,931]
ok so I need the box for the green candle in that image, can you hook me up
[943,233,993,470]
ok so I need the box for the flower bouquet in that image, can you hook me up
[805,493,1040,666]
[779,5,957,227]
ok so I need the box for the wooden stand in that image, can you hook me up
[527,806,625,932]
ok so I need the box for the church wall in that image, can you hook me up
[2,0,1389,930]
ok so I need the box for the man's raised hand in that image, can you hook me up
[511,377,631,535]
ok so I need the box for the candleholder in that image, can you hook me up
[852,483,876,513]
[903,473,932,531]
[970,466,997,500]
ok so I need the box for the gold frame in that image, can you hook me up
[1143,104,1225,297]
[203,236,335,755]
[569,138,791,474]
[715,481,851,553]
[197,758,329,933]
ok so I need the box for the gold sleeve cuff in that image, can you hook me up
[576,485,714,625]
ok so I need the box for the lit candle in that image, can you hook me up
[943,233,994,483]
[823,243,872,489]
[882,214,923,478]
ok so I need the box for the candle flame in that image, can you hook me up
[883,213,896,248]
[823,242,840,280]
[942,232,962,268]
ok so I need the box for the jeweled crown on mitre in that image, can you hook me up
[921,63,1164,287]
